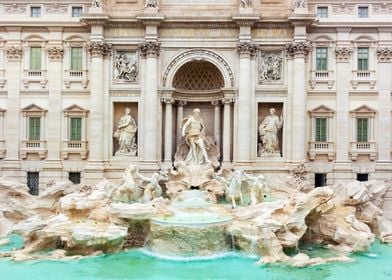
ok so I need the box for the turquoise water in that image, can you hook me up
[1,235,392,280]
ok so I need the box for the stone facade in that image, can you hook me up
[0,0,392,213]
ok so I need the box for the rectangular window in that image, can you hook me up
[71,47,83,71]
[27,172,39,195]
[29,117,41,141]
[69,172,81,184]
[30,47,42,70]
[316,47,328,71]
[315,118,327,142]
[72,7,83,17]
[358,6,369,18]
[317,7,328,18]
[30,6,41,17]
[357,118,368,142]
[357,48,369,71]
[70,117,82,141]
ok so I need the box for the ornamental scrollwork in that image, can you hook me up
[88,42,112,58]
[139,41,161,57]
[335,47,353,62]
[285,42,311,58]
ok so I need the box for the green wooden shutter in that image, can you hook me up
[316,48,328,71]
[315,118,327,142]
[71,47,83,70]
[358,48,369,71]
[70,117,82,141]
[357,118,368,142]
[30,47,42,70]
[29,117,40,140]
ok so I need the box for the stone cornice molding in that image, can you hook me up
[237,42,258,57]
[88,42,112,58]
[5,26,22,33]
[5,46,23,61]
[137,15,165,26]
[377,47,392,63]
[232,15,260,27]
[139,41,160,58]
[335,47,353,62]
[285,41,311,58]
[47,46,64,61]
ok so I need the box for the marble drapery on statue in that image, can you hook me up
[181,108,212,165]
[258,108,283,156]
[114,108,137,156]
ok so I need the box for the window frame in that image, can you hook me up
[315,47,328,71]
[315,117,327,142]
[358,6,369,18]
[71,6,83,17]
[70,47,83,71]
[356,118,369,142]
[350,105,376,144]
[29,46,42,70]
[30,6,42,18]
[357,47,369,71]
[316,6,328,18]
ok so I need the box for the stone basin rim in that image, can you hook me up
[150,216,233,228]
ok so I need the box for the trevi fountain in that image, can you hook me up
[1,108,392,279]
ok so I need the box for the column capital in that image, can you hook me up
[88,41,112,58]
[377,47,392,63]
[177,100,187,106]
[335,47,353,62]
[139,41,160,58]
[285,41,311,58]
[222,97,235,104]
[47,46,64,61]
[5,45,23,61]
[211,100,221,106]
[161,97,175,104]
[237,42,258,57]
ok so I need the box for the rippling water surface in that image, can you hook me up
[1,235,392,280]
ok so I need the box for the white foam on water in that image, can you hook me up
[364,253,378,258]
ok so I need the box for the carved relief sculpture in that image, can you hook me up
[4,4,26,14]
[114,108,137,156]
[332,3,354,14]
[47,46,64,61]
[45,4,68,14]
[259,53,282,83]
[240,0,252,9]
[145,0,158,8]
[294,0,306,9]
[114,51,138,82]
[6,46,23,61]
[335,47,353,62]
[377,47,392,63]
[258,108,283,156]
[92,0,102,8]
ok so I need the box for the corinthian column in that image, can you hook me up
[286,41,311,161]
[176,100,186,145]
[236,42,257,163]
[212,100,221,147]
[162,97,174,167]
[139,41,160,166]
[222,98,234,166]
[86,42,111,170]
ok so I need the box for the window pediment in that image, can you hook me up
[63,104,89,116]
[309,105,334,117]
[350,105,376,117]
[22,104,47,116]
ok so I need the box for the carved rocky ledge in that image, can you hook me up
[285,41,311,58]
[5,46,23,61]
[237,42,258,57]
[47,46,64,61]
[377,47,392,63]
[335,47,353,62]
[139,41,160,57]
[88,42,112,58]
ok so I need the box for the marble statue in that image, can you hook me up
[111,164,143,203]
[145,0,158,8]
[114,108,137,156]
[258,108,283,156]
[92,0,102,8]
[240,0,252,8]
[259,53,282,83]
[115,52,138,82]
[138,170,168,203]
[294,0,306,8]
[181,108,211,165]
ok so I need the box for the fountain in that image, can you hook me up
[1,108,392,272]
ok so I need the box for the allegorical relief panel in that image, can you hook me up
[258,52,283,84]
[114,50,138,83]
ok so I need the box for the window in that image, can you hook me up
[315,174,327,187]
[317,7,328,18]
[29,117,41,141]
[358,6,369,18]
[71,47,83,70]
[70,117,82,141]
[357,173,369,182]
[69,172,81,184]
[30,6,41,17]
[357,118,368,142]
[30,47,42,70]
[316,47,328,71]
[72,7,83,17]
[357,48,369,71]
[315,118,327,142]
[27,172,39,195]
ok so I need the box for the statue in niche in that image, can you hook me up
[114,108,137,156]
[92,0,102,8]
[240,0,252,8]
[294,0,306,8]
[181,108,211,165]
[145,0,158,8]
[259,53,282,83]
[115,52,138,82]
[258,108,283,156]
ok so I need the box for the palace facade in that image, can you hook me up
[0,0,392,213]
